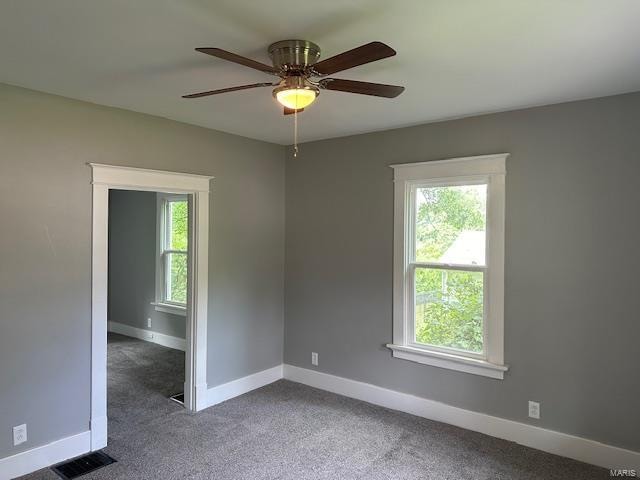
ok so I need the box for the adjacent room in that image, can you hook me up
[108,189,190,433]
[1,1,639,479]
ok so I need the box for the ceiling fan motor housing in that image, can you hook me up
[268,40,321,72]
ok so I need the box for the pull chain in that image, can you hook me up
[293,107,299,157]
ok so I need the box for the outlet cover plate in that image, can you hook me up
[528,401,540,419]
[13,424,27,446]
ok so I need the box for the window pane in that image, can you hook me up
[415,267,483,353]
[415,184,486,265]
[166,252,187,304]
[169,200,188,251]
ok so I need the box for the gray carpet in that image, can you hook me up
[20,334,605,479]
[105,333,185,440]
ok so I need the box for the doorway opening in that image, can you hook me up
[107,189,189,435]
[90,164,212,452]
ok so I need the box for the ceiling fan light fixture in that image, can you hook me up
[273,77,319,110]
[275,88,317,109]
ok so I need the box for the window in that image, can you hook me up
[154,194,188,315]
[388,154,508,379]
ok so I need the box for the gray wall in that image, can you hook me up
[108,190,185,339]
[0,83,285,459]
[284,92,640,452]
[2,78,638,461]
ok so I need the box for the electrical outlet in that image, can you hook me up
[311,352,318,366]
[147,318,152,328]
[13,424,27,446]
[528,401,540,419]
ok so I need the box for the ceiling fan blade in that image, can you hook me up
[283,107,304,115]
[195,48,279,74]
[319,78,404,98]
[312,42,396,75]
[182,82,276,98]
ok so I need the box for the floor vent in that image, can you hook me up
[52,451,116,479]
[170,392,185,405]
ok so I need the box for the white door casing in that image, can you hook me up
[89,163,212,451]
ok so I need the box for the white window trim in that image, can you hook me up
[154,193,188,315]
[387,153,509,379]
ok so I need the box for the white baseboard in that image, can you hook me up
[90,415,107,452]
[283,364,640,470]
[0,431,90,480]
[108,320,186,351]
[206,365,283,407]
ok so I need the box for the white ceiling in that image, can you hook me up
[1,0,639,145]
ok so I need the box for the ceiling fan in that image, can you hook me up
[182,40,405,115]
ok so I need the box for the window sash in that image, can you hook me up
[163,199,187,252]
[158,196,188,306]
[407,264,487,359]
[409,179,488,268]
[407,177,491,361]
[164,251,187,305]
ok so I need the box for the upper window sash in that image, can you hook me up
[161,196,188,254]
[407,177,489,270]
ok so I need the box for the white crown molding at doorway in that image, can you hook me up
[89,163,213,193]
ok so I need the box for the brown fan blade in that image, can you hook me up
[319,78,404,98]
[182,82,276,98]
[312,42,396,75]
[195,48,279,74]
[283,107,304,115]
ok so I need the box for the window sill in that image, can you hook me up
[386,344,508,379]
[151,302,187,317]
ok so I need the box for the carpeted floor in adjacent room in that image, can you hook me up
[20,333,605,479]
